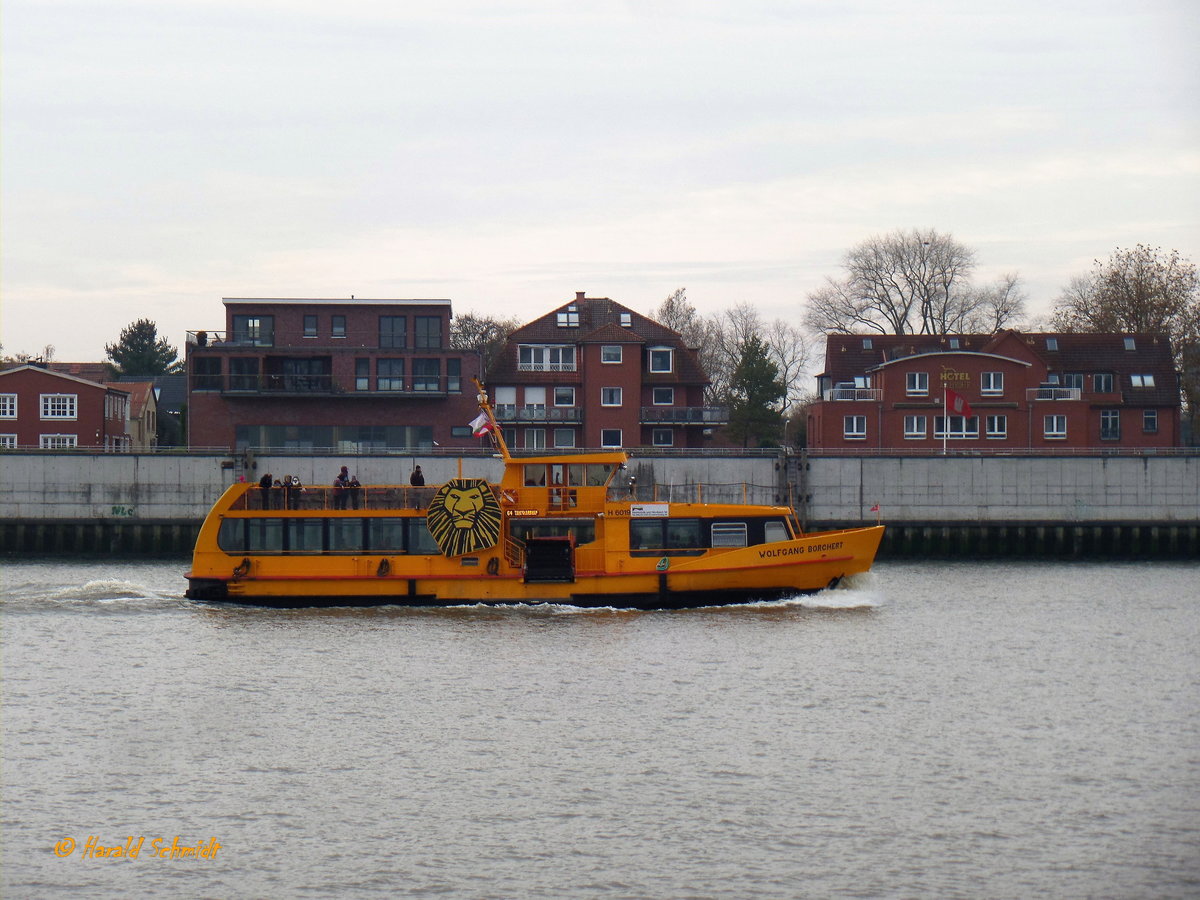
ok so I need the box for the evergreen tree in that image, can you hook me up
[726,334,785,448]
[105,319,182,376]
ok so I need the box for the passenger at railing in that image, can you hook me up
[284,475,303,510]
[259,472,274,509]
[410,465,425,486]
[333,466,350,509]
[348,475,362,509]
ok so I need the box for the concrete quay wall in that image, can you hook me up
[1,452,1196,558]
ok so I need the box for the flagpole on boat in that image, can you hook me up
[942,384,948,456]
[472,379,512,460]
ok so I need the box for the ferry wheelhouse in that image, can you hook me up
[185,386,883,609]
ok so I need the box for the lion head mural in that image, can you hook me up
[426,478,502,556]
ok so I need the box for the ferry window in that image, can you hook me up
[369,518,407,552]
[764,521,789,543]
[291,518,324,552]
[665,518,701,549]
[409,519,440,554]
[247,519,284,552]
[329,519,365,552]
[217,519,245,552]
[629,520,663,550]
[711,522,748,547]
[586,464,612,486]
[524,464,547,486]
[567,464,585,486]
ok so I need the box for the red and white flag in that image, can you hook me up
[946,388,973,418]
[469,412,494,437]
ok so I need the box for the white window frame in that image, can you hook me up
[903,415,926,439]
[651,428,674,447]
[556,307,580,328]
[600,428,622,448]
[40,434,78,449]
[552,428,576,448]
[553,386,575,406]
[648,347,673,373]
[1044,414,1067,439]
[518,344,577,372]
[1130,374,1155,388]
[601,387,622,407]
[0,434,17,448]
[935,416,979,439]
[601,345,622,364]
[652,387,674,406]
[0,394,16,419]
[524,427,546,450]
[843,415,867,440]
[986,415,1007,439]
[981,372,1003,395]
[906,372,929,396]
[1143,409,1158,433]
[40,394,78,420]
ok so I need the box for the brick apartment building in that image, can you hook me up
[0,364,132,450]
[808,331,1182,452]
[485,292,726,450]
[185,298,481,451]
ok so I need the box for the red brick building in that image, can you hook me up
[486,292,726,450]
[185,298,481,451]
[808,331,1182,452]
[0,364,132,450]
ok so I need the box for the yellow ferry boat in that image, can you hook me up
[185,384,883,609]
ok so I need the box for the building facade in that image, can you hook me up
[185,298,481,451]
[486,292,726,450]
[808,331,1182,452]
[0,365,132,450]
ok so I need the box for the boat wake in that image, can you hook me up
[1,579,181,608]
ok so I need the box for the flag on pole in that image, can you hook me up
[469,412,494,437]
[870,504,880,512]
[945,388,973,419]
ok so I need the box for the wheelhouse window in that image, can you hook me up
[981,372,1003,395]
[652,387,674,405]
[1100,409,1120,440]
[0,394,17,418]
[1044,414,1067,439]
[519,344,576,372]
[377,358,405,391]
[414,316,442,349]
[601,345,622,363]
[843,415,866,440]
[232,315,274,346]
[985,415,1007,439]
[903,415,926,439]
[648,347,673,373]
[652,428,673,447]
[1143,409,1158,433]
[906,372,929,396]
[41,394,78,420]
[379,316,406,349]
[303,314,318,338]
[601,387,622,407]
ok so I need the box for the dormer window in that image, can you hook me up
[620,313,632,327]
[1045,337,1058,351]
[648,347,673,373]
[1130,374,1155,388]
[557,307,580,328]
[862,338,873,349]
[949,338,960,349]
[1124,337,1136,350]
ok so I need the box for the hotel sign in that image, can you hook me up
[940,365,970,383]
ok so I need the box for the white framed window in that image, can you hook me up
[40,394,78,420]
[843,415,866,440]
[524,428,546,449]
[524,386,547,409]
[986,415,1007,438]
[0,434,17,448]
[556,307,580,327]
[601,345,622,364]
[906,372,929,396]
[652,387,674,405]
[1143,409,1158,433]
[40,434,78,449]
[1130,374,1155,388]
[553,428,576,448]
[652,428,673,446]
[935,416,979,439]
[1044,415,1067,439]
[1046,337,1058,350]
[0,394,16,418]
[648,347,673,373]
[600,428,622,448]
[981,372,1003,395]
[553,386,575,406]
[862,337,873,349]
[1100,409,1120,440]
[903,415,926,439]
[601,387,622,407]
[518,345,576,372]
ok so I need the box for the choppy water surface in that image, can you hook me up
[3,559,1198,899]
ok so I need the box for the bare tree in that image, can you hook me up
[761,318,812,413]
[805,228,1019,336]
[960,272,1028,333]
[450,312,523,376]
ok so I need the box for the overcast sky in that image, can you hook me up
[3,0,1197,363]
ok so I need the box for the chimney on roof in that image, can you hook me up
[575,291,586,301]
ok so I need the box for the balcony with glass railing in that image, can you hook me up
[493,405,584,423]
[639,406,729,425]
